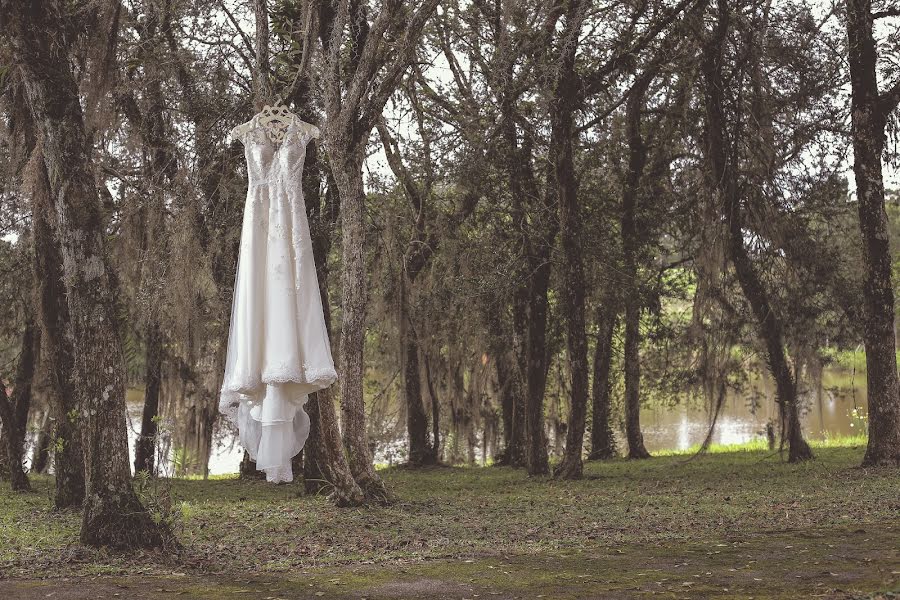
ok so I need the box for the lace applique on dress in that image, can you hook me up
[219,109,337,483]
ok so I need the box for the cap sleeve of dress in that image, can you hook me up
[227,121,252,145]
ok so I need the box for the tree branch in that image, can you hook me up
[880,78,900,119]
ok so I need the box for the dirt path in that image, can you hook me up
[2,525,897,599]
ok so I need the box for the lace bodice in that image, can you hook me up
[228,114,320,187]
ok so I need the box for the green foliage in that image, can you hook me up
[133,469,187,536]
[172,446,198,477]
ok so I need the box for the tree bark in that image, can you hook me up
[131,3,175,477]
[135,322,163,475]
[621,73,653,460]
[31,410,52,474]
[423,350,442,463]
[702,0,812,463]
[0,320,39,492]
[399,274,433,466]
[30,149,85,509]
[494,345,525,466]
[305,162,363,504]
[499,85,554,476]
[253,0,271,107]
[330,153,390,501]
[588,309,618,460]
[524,258,554,475]
[4,0,171,548]
[302,391,328,494]
[845,0,900,467]
[506,284,529,468]
[552,1,590,480]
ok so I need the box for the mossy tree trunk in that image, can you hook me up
[4,0,171,548]
[131,3,176,476]
[552,0,590,480]
[499,88,555,477]
[589,309,618,460]
[330,151,390,500]
[398,274,434,466]
[30,150,85,509]
[304,159,363,504]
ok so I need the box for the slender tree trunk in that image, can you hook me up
[552,5,589,479]
[702,0,811,463]
[423,350,442,463]
[494,347,525,466]
[846,0,900,467]
[330,152,390,501]
[5,0,170,548]
[132,6,174,477]
[501,104,553,475]
[621,75,653,460]
[0,320,39,492]
[253,0,270,107]
[400,275,433,466]
[31,410,52,474]
[524,263,553,475]
[589,309,618,460]
[623,299,650,458]
[507,288,529,468]
[302,391,328,494]
[30,150,84,509]
[306,179,363,504]
[239,450,263,479]
[134,323,162,474]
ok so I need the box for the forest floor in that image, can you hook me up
[0,443,898,599]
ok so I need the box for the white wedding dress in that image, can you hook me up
[219,111,337,483]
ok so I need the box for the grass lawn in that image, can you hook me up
[0,442,897,599]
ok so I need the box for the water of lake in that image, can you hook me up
[114,369,868,475]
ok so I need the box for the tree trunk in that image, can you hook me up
[306,191,363,503]
[499,66,554,475]
[588,309,618,460]
[31,410,52,474]
[239,450,264,479]
[132,6,174,477]
[400,275,433,466]
[298,127,358,499]
[524,264,553,475]
[30,150,84,509]
[5,0,170,548]
[621,74,653,461]
[423,350,442,463]
[506,287,529,468]
[623,298,650,459]
[0,320,39,492]
[845,0,900,467]
[134,322,162,475]
[552,6,589,479]
[330,152,390,501]
[494,346,524,466]
[302,391,328,494]
[702,0,811,463]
